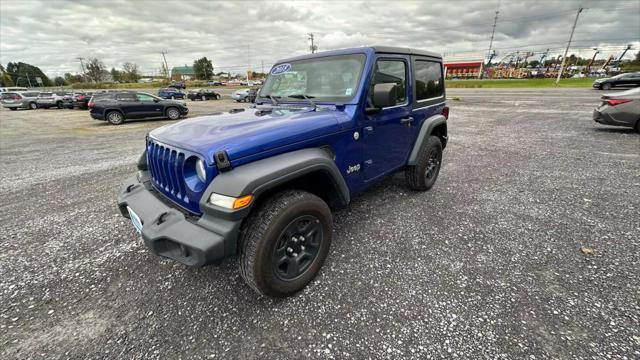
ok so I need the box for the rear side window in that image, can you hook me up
[414,60,444,100]
[1,93,17,100]
[23,92,39,98]
[116,93,137,101]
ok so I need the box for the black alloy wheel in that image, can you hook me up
[272,215,323,281]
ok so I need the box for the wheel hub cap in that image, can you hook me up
[273,215,322,280]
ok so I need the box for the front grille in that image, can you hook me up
[146,138,201,214]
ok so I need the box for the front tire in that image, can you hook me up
[215,94,221,100]
[201,95,206,101]
[57,101,64,109]
[405,135,443,191]
[9,107,17,111]
[166,107,181,120]
[602,83,612,90]
[106,110,125,125]
[239,190,333,297]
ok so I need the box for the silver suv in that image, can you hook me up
[0,91,40,110]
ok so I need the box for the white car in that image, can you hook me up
[231,89,251,102]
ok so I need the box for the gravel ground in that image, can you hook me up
[1,88,639,359]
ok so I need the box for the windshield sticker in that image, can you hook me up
[271,63,291,75]
[345,88,353,96]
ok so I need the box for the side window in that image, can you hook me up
[116,93,137,102]
[415,60,444,100]
[371,59,407,104]
[136,93,156,102]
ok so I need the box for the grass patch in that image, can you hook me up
[446,77,595,88]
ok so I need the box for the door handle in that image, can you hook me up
[400,117,414,125]
[363,126,374,133]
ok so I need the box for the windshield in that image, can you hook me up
[259,54,366,103]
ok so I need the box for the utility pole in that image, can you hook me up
[24,73,32,87]
[308,33,317,53]
[160,51,170,80]
[76,57,86,81]
[479,2,500,79]
[247,45,251,81]
[556,7,583,85]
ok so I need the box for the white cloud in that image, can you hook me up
[0,0,638,77]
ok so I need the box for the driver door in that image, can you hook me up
[363,55,414,182]
[136,93,163,118]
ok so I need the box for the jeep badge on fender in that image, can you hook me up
[117,46,449,297]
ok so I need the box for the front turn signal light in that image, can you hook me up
[209,193,253,210]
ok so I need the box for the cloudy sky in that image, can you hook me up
[1,0,638,78]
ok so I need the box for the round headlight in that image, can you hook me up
[196,159,206,182]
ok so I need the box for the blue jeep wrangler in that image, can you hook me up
[118,46,448,297]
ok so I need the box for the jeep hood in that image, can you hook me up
[149,106,343,163]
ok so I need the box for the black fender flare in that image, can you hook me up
[407,114,447,166]
[199,148,350,219]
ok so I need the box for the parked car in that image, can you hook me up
[35,92,57,109]
[157,88,186,100]
[0,91,40,110]
[117,46,448,297]
[89,91,189,125]
[168,81,186,90]
[207,81,223,86]
[187,89,221,101]
[231,88,253,102]
[74,92,94,109]
[592,72,640,90]
[593,87,640,132]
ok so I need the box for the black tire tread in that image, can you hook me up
[405,135,443,191]
[239,190,331,297]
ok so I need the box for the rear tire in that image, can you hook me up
[106,110,125,125]
[201,95,206,101]
[57,101,64,109]
[166,107,181,120]
[239,190,333,297]
[9,107,17,111]
[29,102,38,110]
[405,135,443,191]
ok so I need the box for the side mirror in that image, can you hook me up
[154,98,160,103]
[372,83,397,109]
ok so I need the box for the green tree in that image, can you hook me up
[122,62,140,83]
[64,72,84,83]
[193,57,214,80]
[110,67,122,82]
[0,64,14,86]
[85,57,105,82]
[54,76,67,86]
[528,60,540,68]
[6,61,52,86]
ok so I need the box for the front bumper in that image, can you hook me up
[117,172,242,267]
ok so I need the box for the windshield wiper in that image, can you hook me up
[287,94,316,109]
[267,95,280,106]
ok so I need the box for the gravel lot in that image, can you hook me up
[1,88,639,359]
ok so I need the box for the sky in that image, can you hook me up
[1,0,638,78]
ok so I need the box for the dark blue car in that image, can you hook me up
[157,88,185,100]
[118,46,448,297]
